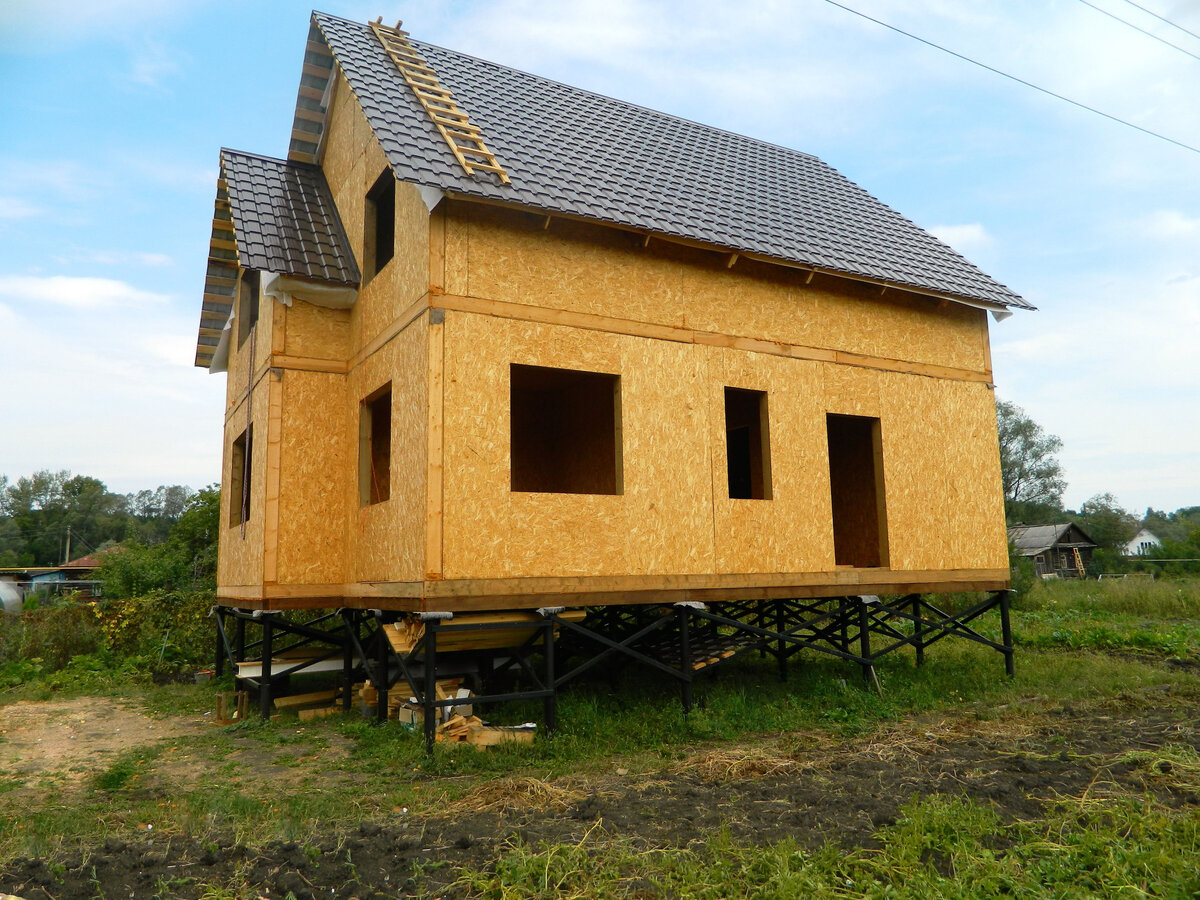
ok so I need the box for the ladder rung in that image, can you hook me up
[414,85,454,99]
[444,127,484,141]
[459,147,499,160]
[431,112,475,127]
[423,99,462,116]
[466,163,508,175]
[404,69,440,84]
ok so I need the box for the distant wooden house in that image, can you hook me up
[0,553,104,608]
[194,12,1032,616]
[1123,528,1161,557]
[1008,524,1098,578]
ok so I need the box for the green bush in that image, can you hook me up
[17,600,104,670]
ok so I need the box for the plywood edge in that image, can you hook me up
[422,568,1010,598]
[221,569,1009,611]
[432,294,990,384]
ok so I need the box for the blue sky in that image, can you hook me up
[1,0,1197,515]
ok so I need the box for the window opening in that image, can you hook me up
[510,364,622,495]
[826,414,888,567]
[359,384,392,506]
[229,426,253,528]
[237,269,260,347]
[364,169,395,280]
[725,387,772,500]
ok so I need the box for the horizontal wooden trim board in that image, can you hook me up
[433,294,991,384]
[255,293,991,387]
[216,569,1010,612]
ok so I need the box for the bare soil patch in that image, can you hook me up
[0,698,202,789]
[2,686,1199,899]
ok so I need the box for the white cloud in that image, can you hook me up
[0,275,169,310]
[0,0,199,51]
[54,250,174,268]
[1141,209,1200,242]
[127,40,179,90]
[0,197,39,219]
[928,223,994,255]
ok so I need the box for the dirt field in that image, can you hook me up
[1,682,1197,899]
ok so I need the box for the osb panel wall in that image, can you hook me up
[876,374,1008,571]
[224,285,277,414]
[447,202,988,373]
[442,311,716,580]
[217,383,269,588]
[283,301,351,361]
[346,315,428,583]
[320,71,429,359]
[441,311,1008,582]
[709,348,834,574]
[275,369,350,584]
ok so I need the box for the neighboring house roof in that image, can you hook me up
[194,149,359,366]
[1123,528,1162,552]
[299,12,1033,314]
[1008,523,1099,556]
[60,553,102,569]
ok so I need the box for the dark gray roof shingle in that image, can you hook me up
[222,149,360,285]
[310,12,1030,311]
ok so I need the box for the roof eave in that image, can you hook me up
[438,190,1031,317]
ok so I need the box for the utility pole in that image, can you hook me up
[63,525,71,565]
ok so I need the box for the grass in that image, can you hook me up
[0,577,1198,895]
[452,793,1200,899]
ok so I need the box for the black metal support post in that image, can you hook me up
[774,598,788,682]
[543,615,557,734]
[214,607,226,677]
[678,605,693,714]
[424,619,438,754]
[342,611,355,712]
[375,613,389,724]
[235,616,246,663]
[857,596,873,689]
[259,615,274,720]
[999,590,1014,677]
[911,594,925,668]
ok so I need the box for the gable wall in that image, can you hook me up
[266,69,432,587]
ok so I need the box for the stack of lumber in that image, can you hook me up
[436,715,536,747]
[359,678,473,725]
[273,688,343,720]
[382,609,587,655]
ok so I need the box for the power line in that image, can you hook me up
[1077,0,1200,63]
[820,0,1200,156]
[1117,0,1200,42]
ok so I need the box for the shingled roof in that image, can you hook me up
[295,11,1032,313]
[194,149,359,367]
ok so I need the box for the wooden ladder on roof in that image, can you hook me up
[369,18,511,184]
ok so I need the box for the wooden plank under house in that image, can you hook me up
[196,13,1031,734]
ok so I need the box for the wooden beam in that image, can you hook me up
[431,294,992,384]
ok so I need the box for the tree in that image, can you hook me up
[96,485,219,597]
[1077,493,1139,553]
[996,399,1066,524]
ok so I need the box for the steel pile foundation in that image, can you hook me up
[214,591,1014,752]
